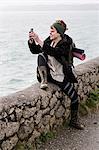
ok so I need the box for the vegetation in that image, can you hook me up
[15,131,56,150]
[15,142,36,150]
[79,88,99,115]
[38,131,55,143]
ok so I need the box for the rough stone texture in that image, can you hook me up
[55,105,65,118]
[1,135,18,150]
[6,122,19,137]
[0,57,99,149]
[18,118,34,140]
[28,129,41,144]
[23,107,37,119]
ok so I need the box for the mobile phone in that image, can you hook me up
[29,28,33,41]
[30,28,33,32]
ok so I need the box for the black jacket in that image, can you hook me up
[28,34,77,83]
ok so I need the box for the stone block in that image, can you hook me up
[55,105,65,118]
[6,122,19,138]
[23,107,37,118]
[35,110,42,124]
[1,135,18,150]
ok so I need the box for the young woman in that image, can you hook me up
[28,20,84,130]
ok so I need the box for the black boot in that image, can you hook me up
[38,66,48,89]
[69,109,84,130]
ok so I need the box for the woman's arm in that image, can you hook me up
[28,40,41,54]
[28,31,44,54]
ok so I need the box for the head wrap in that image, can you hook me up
[51,20,68,35]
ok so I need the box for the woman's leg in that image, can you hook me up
[59,81,84,130]
[37,53,48,89]
[63,82,78,109]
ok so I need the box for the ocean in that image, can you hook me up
[0,9,99,96]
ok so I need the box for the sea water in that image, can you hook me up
[0,9,99,96]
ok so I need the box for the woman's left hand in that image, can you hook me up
[33,32,44,47]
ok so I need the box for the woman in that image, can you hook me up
[28,20,84,130]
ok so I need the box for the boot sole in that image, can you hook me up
[40,84,48,89]
[69,123,84,130]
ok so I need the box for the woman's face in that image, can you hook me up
[50,26,60,40]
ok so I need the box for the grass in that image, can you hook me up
[79,88,99,115]
[15,131,55,150]
[38,131,55,143]
[34,131,56,149]
[15,141,36,150]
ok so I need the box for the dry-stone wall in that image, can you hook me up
[0,57,99,150]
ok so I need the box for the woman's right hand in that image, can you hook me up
[29,31,39,44]
[28,31,34,44]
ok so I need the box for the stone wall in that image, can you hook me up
[0,57,99,150]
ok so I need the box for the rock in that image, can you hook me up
[0,121,6,141]
[18,118,34,140]
[53,101,60,111]
[55,90,63,99]
[0,130,5,141]
[35,110,42,124]
[62,97,71,108]
[55,106,65,118]
[90,74,95,83]
[9,107,15,114]
[1,135,18,150]
[49,95,57,109]
[37,124,45,133]
[20,118,25,124]
[33,130,41,138]
[10,114,16,121]
[41,97,49,108]
[64,109,70,119]
[49,116,56,129]
[15,108,23,121]
[42,107,50,115]
[50,108,55,116]
[54,118,63,128]
[28,130,41,143]
[2,111,7,118]
[0,121,19,139]
[84,86,88,94]
[43,124,50,133]
[6,122,19,138]
[42,115,51,125]
[23,107,37,118]
[36,100,41,110]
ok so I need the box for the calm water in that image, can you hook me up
[0,10,99,96]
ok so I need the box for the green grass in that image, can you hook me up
[15,131,56,149]
[37,131,55,143]
[79,88,99,115]
[15,142,36,150]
